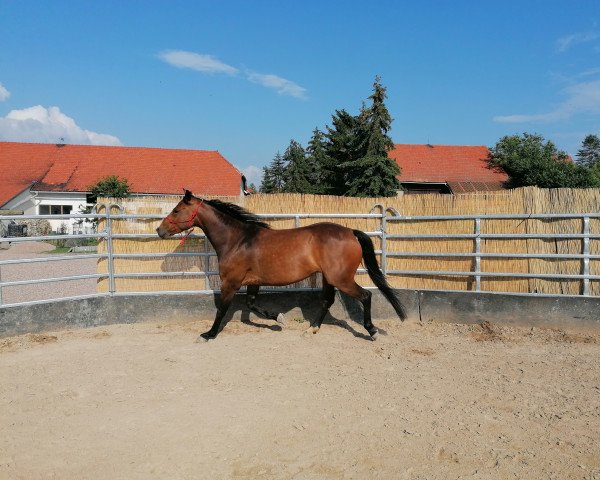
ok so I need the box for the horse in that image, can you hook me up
[156,190,406,341]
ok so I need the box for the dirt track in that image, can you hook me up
[1,318,599,480]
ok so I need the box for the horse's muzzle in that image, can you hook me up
[156,226,170,239]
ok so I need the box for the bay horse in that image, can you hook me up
[156,190,406,341]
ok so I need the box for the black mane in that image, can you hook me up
[205,199,271,229]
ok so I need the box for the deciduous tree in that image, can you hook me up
[488,133,600,188]
[88,175,130,199]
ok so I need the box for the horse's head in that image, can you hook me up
[156,189,202,239]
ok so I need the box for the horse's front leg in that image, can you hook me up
[198,281,239,342]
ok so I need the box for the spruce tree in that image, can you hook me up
[283,140,313,193]
[576,134,600,168]
[259,165,275,193]
[260,152,287,193]
[341,76,401,197]
[323,109,363,195]
[305,128,329,194]
[263,77,401,197]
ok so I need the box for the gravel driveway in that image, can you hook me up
[0,242,99,306]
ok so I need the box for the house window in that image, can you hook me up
[39,205,73,215]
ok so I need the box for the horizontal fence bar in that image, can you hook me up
[112,290,216,296]
[113,268,370,278]
[0,253,107,266]
[1,234,106,243]
[0,273,107,288]
[113,271,214,278]
[388,270,600,280]
[388,233,600,240]
[388,252,600,260]
[108,213,386,220]
[10,212,600,222]
[110,233,203,239]
[0,214,104,221]
[111,287,332,297]
[112,252,212,259]
[108,231,383,240]
[388,213,600,221]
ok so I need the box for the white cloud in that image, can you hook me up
[0,105,122,145]
[577,67,600,78]
[493,112,565,123]
[556,31,600,52]
[158,50,239,75]
[493,80,600,123]
[246,72,307,99]
[561,79,600,113]
[158,49,307,99]
[0,83,9,101]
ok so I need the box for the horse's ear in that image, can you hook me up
[183,189,193,204]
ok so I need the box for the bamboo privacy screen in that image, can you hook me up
[96,187,600,295]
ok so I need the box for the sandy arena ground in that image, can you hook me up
[1,316,599,480]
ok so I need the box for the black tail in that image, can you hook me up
[353,229,406,321]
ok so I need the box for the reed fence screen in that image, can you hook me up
[96,187,600,297]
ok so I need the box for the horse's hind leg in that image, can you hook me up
[246,285,285,325]
[336,281,378,340]
[305,280,335,335]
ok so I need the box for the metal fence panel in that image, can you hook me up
[0,209,598,308]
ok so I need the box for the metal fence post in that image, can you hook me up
[381,211,387,276]
[582,216,590,296]
[474,217,481,292]
[204,234,210,291]
[106,207,116,296]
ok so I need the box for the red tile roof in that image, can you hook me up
[389,144,508,191]
[0,143,56,208]
[0,142,241,206]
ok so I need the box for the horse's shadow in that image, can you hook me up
[159,248,385,341]
[215,290,386,341]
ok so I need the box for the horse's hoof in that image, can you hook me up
[196,333,213,343]
[370,330,379,341]
[276,313,286,325]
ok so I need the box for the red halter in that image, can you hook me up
[166,201,203,245]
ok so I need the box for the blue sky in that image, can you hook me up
[1,0,599,186]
